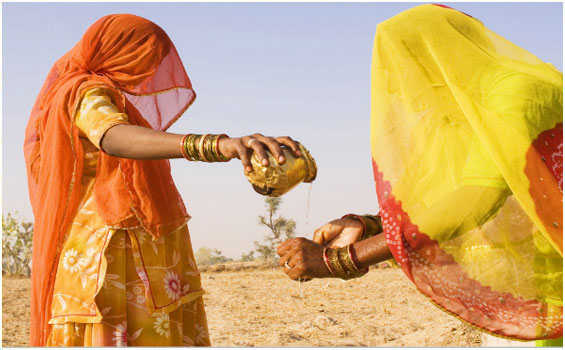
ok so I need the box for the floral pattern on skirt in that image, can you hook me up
[47,231,210,346]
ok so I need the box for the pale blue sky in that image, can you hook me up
[3,2,563,258]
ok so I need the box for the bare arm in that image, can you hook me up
[351,233,392,268]
[101,124,302,173]
[101,124,184,159]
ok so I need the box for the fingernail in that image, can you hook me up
[262,159,269,166]
[278,156,285,164]
[246,166,252,172]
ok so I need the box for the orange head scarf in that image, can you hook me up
[23,14,195,345]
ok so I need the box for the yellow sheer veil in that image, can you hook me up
[371,4,562,340]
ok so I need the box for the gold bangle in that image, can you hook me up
[198,134,211,162]
[338,245,367,278]
[337,246,355,278]
[180,134,191,160]
[327,247,349,280]
[208,134,220,162]
[184,134,196,161]
[205,134,216,161]
[187,134,200,161]
[362,215,382,239]
[181,133,232,163]
[324,246,368,281]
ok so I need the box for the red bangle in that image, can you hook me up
[322,247,337,277]
[180,134,191,160]
[347,244,369,274]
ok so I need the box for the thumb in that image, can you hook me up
[313,222,343,245]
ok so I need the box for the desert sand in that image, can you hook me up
[3,263,486,347]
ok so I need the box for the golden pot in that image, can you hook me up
[245,142,317,197]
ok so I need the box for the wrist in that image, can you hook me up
[323,245,367,280]
[341,214,367,239]
[341,213,382,240]
[217,136,235,160]
[348,244,369,273]
[361,215,382,239]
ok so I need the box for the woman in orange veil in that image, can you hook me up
[24,14,301,346]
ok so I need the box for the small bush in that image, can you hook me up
[240,250,255,262]
[195,247,233,266]
[2,213,33,276]
[255,197,296,263]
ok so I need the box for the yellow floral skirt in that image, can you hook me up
[46,231,210,346]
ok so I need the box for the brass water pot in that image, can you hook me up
[245,143,317,197]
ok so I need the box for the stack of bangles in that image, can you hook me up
[180,133,229,162]
[323,245,368,280]
[322,214,383,280]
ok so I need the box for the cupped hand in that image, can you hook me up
[218,134,302,173]
[276,237,332,281]
[312,217,364,248]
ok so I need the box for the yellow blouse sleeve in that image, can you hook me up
[75,88,129,149]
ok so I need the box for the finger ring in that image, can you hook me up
[247,138,259,148]
[284,261,291,269]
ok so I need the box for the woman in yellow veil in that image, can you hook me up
[278,4,562,343]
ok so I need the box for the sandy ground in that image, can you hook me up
[2,263,489,347]
[201,265,484,347]
[2,277,31,347]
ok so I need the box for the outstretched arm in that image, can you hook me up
[78,87,302,172]
[102,125,301,173]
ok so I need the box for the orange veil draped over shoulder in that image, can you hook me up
[23,14,195,346]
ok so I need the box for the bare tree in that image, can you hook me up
[254,197,296,262]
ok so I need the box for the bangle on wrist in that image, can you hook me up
[341,213,382,240]
[180,133,231,163]
[361,215,382,239]
[198,134,210,162]
[180,134,192,160]
[327,247,348,278]
[215,134,229,162]
[347,244,368,274]
[323,247,336,277]
[187,134,200,160]
[324,245,367,280]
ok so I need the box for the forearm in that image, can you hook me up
[101,124,184,159]
[351,233,393,268]
[101,126,303,173]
